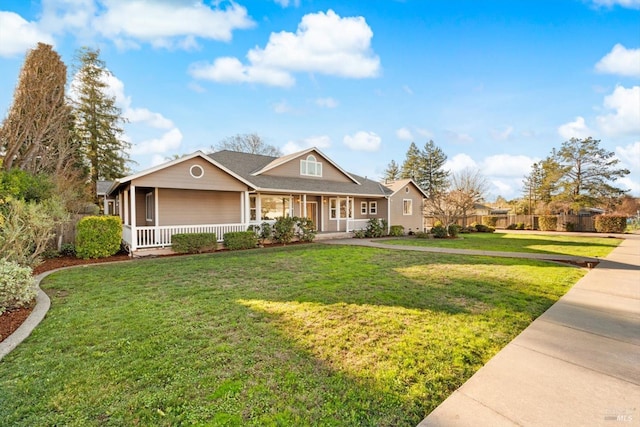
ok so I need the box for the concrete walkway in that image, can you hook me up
[325,233,640,426]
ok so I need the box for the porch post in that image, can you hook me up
[103,196,108,215]
[243,191,250,226]
[130,185,137,252]
[155,188,160,245]
[119,191,124,220]
[123,189,129,226]
[320,196,324,232]
[256,193,262,222]
[302,194,307,218]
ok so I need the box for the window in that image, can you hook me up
[329,198,338,219]
[249,195,257,221]
[405,186,409,193]
[340,199,353,219]
[369,201,377,215]
[361,201,367,215]
[190,164,204,179]
[403,199,412,215]
[260,196,291,220]
[145,192,154,222]
[300,155,323,177]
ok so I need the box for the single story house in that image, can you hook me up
[107,148,427,253]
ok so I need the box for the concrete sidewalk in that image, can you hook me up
[418,235,640,426]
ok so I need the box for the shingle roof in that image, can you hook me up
[208,150,392,197]
[97,180,114,196]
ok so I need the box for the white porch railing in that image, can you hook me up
[123,223,248,249]
[346,218,369,232]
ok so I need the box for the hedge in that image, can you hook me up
[0,259,36,315]
[75,216,122,259]
[482,216,499,227]
[538,216,558,231]
[594,215,627,233]
[389,225,404,237]
[172,233,217,254]
[223,231,257,250]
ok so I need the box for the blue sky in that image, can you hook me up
[1,0,638,200]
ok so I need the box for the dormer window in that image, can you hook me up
[300,155,323,177]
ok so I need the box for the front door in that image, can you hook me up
[305,202,318,230]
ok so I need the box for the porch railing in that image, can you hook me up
[346,218,369,232]
[123,223,248,249]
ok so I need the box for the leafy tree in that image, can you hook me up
[0,43,77,176]
[0,169,53,203]
[72,47,131,201]
[383,159,400,181]
[552,137,629,209]
[211,133,281,156]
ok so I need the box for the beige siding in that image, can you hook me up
[389,184,424,232]
[262,150,352,183]
[158,189,241,225]
[133,157,247,191]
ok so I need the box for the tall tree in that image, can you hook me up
[383,159,400,182]
[400,142,421,182]
[0,43,76,175]
[211,133,281,156]
[72,47,130,200]
[400,140,449,197]
[552,137,629,209]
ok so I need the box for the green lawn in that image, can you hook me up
[0,245,586,426]
[383,232,621,257]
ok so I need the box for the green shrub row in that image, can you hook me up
[0,259,36,315]
[75,216,122,259]
[594,215,627,233]
[389,225,404,237]
[223,231,257,250]
[172,233,217,254]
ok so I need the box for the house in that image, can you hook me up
[107,148,427,253]
[97,180,116,215]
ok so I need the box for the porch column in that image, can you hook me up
[130,185,137,252]
[243,191,250,225]
[123,189,129,226]
[302,194,307,218]
[119,191,124,220]
[320,196,324,232]
[387,197,391,234]
[154,188,160,245]
[256,193,262,222]
[103,196,108,215]
[346,196,350,232]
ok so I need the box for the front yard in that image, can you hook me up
[0,244,586,426]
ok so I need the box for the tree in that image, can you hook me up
[552,137,629,209]
[383,159,400,181]
[400,140,449,197]
[0,43,76,176]
[211,133,281,156]
[400,142,421,182]
[72,47,131,201]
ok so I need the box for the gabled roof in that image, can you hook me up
[107,151,255,195]
[97,180,114,196]
[384,179,429,199]
[250,147,360,185]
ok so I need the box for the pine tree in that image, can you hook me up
[72,47,131,200]
[400,140,449,197]
[0,43,76,176]
[400,142,421,182]
[383,159,400,181]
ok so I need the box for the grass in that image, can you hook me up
[383,232,621,257]
[0,244,586,426]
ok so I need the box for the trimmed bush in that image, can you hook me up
[296,217,317,242]
[564,222,576,232]
[0,259,36,315]
[474,223,495,233]
[594,215,627,233]
[248,222,273,245]
[506,223,518,230]
[431,224,447,238]
[75,216,122,259]
[448,224,462,237]
[389,225,405,237]
[415,231,431,239]
[273,216,297,245]
[482,216,499,227]
[223,231,257,250]
[172,233,217,254]
[365,218,387,238]
[516,222,525,230]
[538,215,558,232]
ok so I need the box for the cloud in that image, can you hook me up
[595,44,640,77]
[616,141,640,169]
[190,9,380,87]
[0,12,55,57]
[131,128,183,155]
[443,153,477,173]
[272,100,293,114]
[596,85,640,136]
[444,130,474,144]
[481,154,537,177]
[343,131,381,152]
[274,0,300,7]
[315,97,338,108]
[281,135,331,154]
[558,116,594,140]
[396,127,413,141]
[490,126,514,141]
[591,0,640,8]
[415,128,434,139]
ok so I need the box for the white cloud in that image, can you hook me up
[281,135,331,154]
[416,128,434,139]
[591,0,640,8]
[396,127,413,141]
[558,116,594,140]
[444,153,477,173]
[490,126,514,141]
[315,97,338,108]
[190,9,380,87]
[595,44,640,77]
[482,154,537,177]
[274,0,300,7]
[597,86,640,136]
[616,141,640,169]
[131,128,183,155]
[343,131,381,152]
[618,176,640,195]
[0,12,55,57]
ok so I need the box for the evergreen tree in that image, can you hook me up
[400,142,422,182]
[400,140,449,197]
[72,47,130,200]
[383,159,400,181]
[0,43,76,176]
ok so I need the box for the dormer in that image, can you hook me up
[300,154,323,177]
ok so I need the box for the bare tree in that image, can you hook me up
[211,133,281,156]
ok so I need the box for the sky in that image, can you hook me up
[0,0,638,201]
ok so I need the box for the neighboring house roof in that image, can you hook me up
[208,150,390,197]
[97,180,114,196]
[384,178,429,199]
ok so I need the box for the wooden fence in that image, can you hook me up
[424,214,596,232]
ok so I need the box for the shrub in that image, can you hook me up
[75,216,122,259]
[0,259,36,315]
[506,223,517,230]
[389,225,405,237]
[516,222,525,230]
[448,224,462,237]
[272,216,297,245]
[60,243,76,257]
[538,215,558,232]
[431,224,447,238]
[353,229,366,238]
[365,218,386,237]
[414,231,430,239]
[296,217,317,242]
[473,223,491,233]
[564,222,576,232]
[594,215,627,233]
[172,233,217,254]
[223,231,257,250]
[248,222,273,245]
[482,216,499,227]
